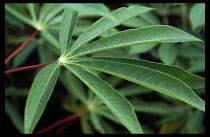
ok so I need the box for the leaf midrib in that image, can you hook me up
[62,63,141,133]
[64,7,154,57]
[70,58,204,110]
[70,38,199,58]
[26,62,60,133]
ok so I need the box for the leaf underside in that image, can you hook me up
[69,57,205,111]
[65,5,154,57]
[69,25,202,58]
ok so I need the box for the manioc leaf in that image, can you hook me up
[24,61,60,134]
[59,5,78,56]
[64,5,154,57]
[69,25,202,58]
[5,3,34,26]
[62,63,143,134]
[69,57,205,111]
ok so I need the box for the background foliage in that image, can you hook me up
[5,3,205,134]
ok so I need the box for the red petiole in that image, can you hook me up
[5,30,39,65]
[5,61,56,75]
[35,109,89,134]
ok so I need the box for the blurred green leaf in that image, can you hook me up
[177,44,205,59]
[5,11,24,29]
[187,59,205,74]
[5,100,24,133]
[131,100,173,115]
[187,110,204,133]
[26,3,39,22]
[5,3,33,26]
[39,4,64,25]
[80,114,94,134]
[13,39,37,68]
[158,43,177,65]
[118,84,153,97]
[129,43,157,55]
[59,70,87,103]
[122,12,161,28]
[63,64,143,134]
[5,87,28,97]
[66,3,110,17]
[189,3,205,30]
[41,30,60,49]
[90,112,111,134]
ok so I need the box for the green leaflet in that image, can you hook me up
[24,61,60,134]
[158,43,178,65]
[39,4,63,25]
[64,5,154,57]
[6,99,24,133]
[90,112,111,134]
[5,4,33,27]
[130,100,173,115]
[27,3,39,22]
[189,3,205,30]
[66,3,110,17]
[62,64,143,134]
[74,57,204,89]
[70,57,205,111]
[41,4,64,25]
[69,25,202,58]
[59,5,78,56]
[41,30,60,49]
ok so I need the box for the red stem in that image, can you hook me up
[55,118,78,134]
[5,61,56,75]
[5,30,39,64]
[35,109,89,134]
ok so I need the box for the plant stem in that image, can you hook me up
[35,109,89,134]
[5,61,56,75]
[55,118,78,134]
[5,30,39,64]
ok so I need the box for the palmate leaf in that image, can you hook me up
[24,61,60,134]
[64,5,154,57]
[62,64,143,134]
[68,25,202,58]
[38,4,64,25]
[69,57,205,111]
[5,4,34,26]
[41,30,60,49]
[26,3,39,22]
